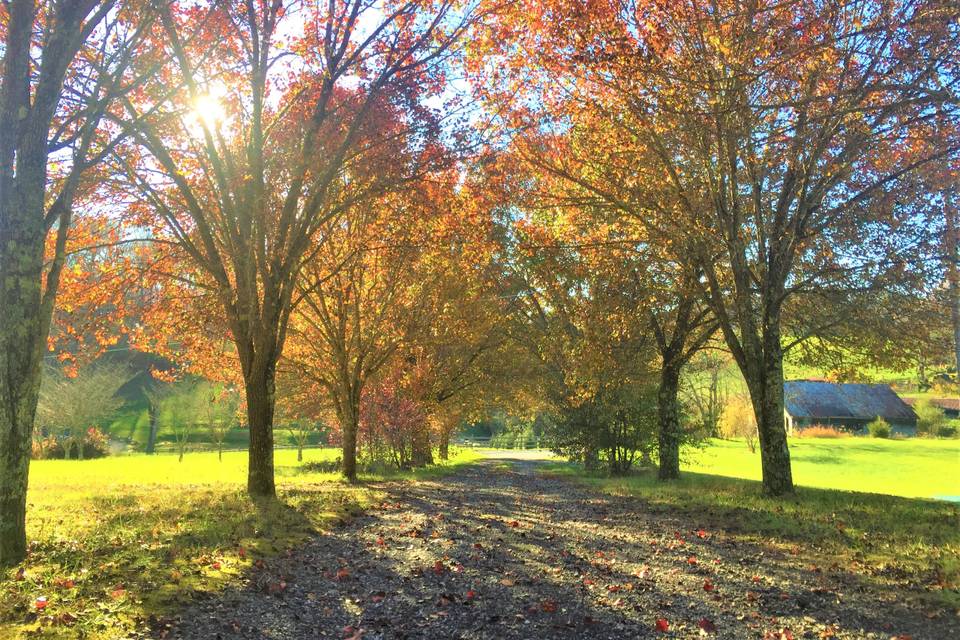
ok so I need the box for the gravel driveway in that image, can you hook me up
[157,456,957,639]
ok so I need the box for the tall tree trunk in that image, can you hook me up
[297,444,303,462]
[945,199,960,377]
[341,399,359,482]
[244,362,277,497]
[0,173,47,567]
[656,362,682,481]
[146,404,159,454]
[411,423,433,467]
[745,326,794,496]
[438,431,450,461]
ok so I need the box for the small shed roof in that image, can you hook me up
[903,397,960,412]
[784,381,917,422]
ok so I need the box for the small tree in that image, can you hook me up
[720,395,758,454]
[203,384,240,461]
[152,381,205,462]
[287,420,317,463]
[684,353,729,438]
[36,364,130,459]
[913,399,946,436]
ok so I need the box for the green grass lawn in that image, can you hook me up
[684,437,960,499]
[1,447,480,639]
[542,437,960,609]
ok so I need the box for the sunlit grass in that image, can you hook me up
[682,437,960,499]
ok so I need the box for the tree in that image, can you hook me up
[684,352,730,439]
[202,383,240,461]
[720,394,758,454]
[475,0,959,494]
[113,0,473,496]
[0,0,151,563]
[36,362,130,458]
[286,178,456,480]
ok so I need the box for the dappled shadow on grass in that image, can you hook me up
[541,462,960,607]
[1,482,372,640]
[162,459,957,640]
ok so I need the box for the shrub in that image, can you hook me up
[302,457,343,473]
[719,394,758,452]
[31,428,109,460]
[31,435,64,460]
[913,399,946,436]
[796,425,849,438]
[867,416,891,438]
[545,382,659,475]
[937,424,958,439]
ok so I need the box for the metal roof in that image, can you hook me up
[783,381,917,422]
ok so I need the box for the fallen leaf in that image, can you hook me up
[655,618,670,632]
[500,577,515,587]
[336,567,350,581]
[698,618,717,633]
[35,596,48,611]
[342,625,364,640]
[541,599,557,612]
[466,589,477,600]
[703,580,714,591]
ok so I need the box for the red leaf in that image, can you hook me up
[687,556,698,565]
[655,618,669,632]
[238,547,247,559]
[35,596,48,611]
[211,561,221,570]
[696,529,708,539]
[698,618,717,633]
[433,560,445,575]
[376,537,385,547]
[466,589,477,600]
[15,568,25,581]
[703,580,714,591]
[336,567,350,581]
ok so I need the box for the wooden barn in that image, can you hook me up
[783,381,918,435]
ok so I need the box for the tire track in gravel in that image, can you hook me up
[158,456,957,639]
